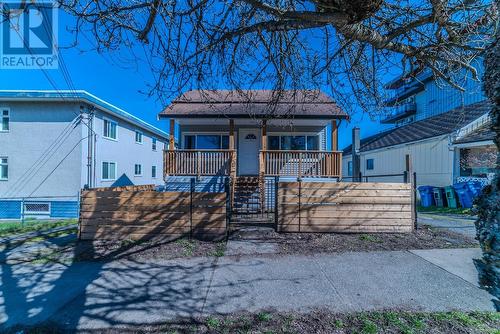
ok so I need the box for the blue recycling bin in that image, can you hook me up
[466,181,483,198]
[418,186,435,207]
[452,182,474,208]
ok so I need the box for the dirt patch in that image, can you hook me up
[272,224,478,255]
[72,237,227,262]
[11,310,499,333]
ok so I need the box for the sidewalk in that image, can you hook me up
[418,213,477,238]
[0,247,495,330]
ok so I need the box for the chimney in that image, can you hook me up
[352,127,361,182]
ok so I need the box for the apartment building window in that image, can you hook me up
[366,158,374,170]
[347,161,353,176]
[1,109,9,132]
[103,119,117,140]
[0,157,8,180]
[152,138,157,151]
[134,164,142,176]
[152,165,157,178]
[135,131,143,144]
[102,161,116,180]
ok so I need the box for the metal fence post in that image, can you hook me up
[403,171,408,183]
[274,176,279,230]
[413,172,418,230]
[190,177,195,239]
[20,198,25,226]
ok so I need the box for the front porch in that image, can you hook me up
[163,119,343,179]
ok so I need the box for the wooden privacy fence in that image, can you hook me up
[79,186,228,241]
[277,181,415,233]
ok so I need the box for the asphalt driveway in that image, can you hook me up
[0,247,495,331]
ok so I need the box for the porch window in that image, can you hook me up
[183,134,229,149]
[460,146,497,177]
[268,135,319,150]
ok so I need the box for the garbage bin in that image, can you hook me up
[418,186,435,207]
[432,187,446,207]
[444,186,458,208]
[452,182,474,208]
[466,181,483,198]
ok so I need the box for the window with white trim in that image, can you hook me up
[152,138,157,151]
[102,161,116,180]
[0,157,8,180]
[135,131,143,144]
[134,164,142,176]
[152,165,157,178]
[1,109,9,132]
[103,119,117,140]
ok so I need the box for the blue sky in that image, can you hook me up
[0,9,392,149]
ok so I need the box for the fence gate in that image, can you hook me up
[228,176,276,226]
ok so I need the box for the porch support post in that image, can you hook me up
[229,119,236,196]
[229,119,235,150]
[331,120,338,151]
[169,119,175,151]
[259,119,267,213]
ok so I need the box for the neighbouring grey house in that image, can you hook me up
[0,90,168,219]
[342,69,496,187]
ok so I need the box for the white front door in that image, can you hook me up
[238,128,261,175]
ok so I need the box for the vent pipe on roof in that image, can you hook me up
[352,127,361,182]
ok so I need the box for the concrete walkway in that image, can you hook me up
[0,247,495,330]
[418,213,477,238]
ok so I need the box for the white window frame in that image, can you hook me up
[152,165,157,178]
[152,138,157,151]
[267,132,322,151]
[0,157,8,181]
[134,164,143,176]
[102,161,117,181]
[135,130,143,144]
[1,108,10,132]
[24,202,51,215]
[182,132,230,150]
[103,118,118,141]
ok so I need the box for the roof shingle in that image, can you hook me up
[343,101,491,155]
[158,90,348,119]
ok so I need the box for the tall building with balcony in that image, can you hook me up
[342,69,496,187]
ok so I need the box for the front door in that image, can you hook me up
[238,128,260,175]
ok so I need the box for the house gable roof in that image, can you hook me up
[343,100,491,155]
[158,89,348,119]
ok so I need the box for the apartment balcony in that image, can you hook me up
[381,102,417,124]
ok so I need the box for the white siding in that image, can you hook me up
[342,136,454,186]
[92,110,166,187]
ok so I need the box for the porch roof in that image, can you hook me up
[158,90,348,119]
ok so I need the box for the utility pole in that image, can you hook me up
[82,105,95,189]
